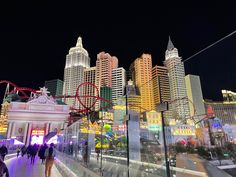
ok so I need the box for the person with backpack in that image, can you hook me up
[0,155,9,177]
[38,143,48,164]
[44,143,56,177]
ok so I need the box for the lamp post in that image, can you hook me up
[100,111,104,176]
[125,93,130,177]
[157,75,171,177]
[157,102,171,177]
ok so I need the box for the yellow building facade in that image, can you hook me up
[0,102,10,136]
[130,54,155,112]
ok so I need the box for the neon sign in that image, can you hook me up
[173,128,195,135]
[31,129,45,136]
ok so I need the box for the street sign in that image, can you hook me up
[224,154,229,157]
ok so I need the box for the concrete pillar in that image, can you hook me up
[7,122,12,139]
[26,123,32,146]
[45,123,49,135]
[60,123,64,130]
[23,123,29,145]
[48,123,52,132]
[11,122,16,138]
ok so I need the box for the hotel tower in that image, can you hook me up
[164,37,190,121]
[95,52,118,110]
[130,53,155,112]
[63,37,90,108]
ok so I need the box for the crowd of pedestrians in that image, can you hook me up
[0,141,91,177]
[0,142,56,177]
[18,143,56,177]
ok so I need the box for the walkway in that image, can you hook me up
[5,155,62,177]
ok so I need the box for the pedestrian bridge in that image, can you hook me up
[4,152,231,177]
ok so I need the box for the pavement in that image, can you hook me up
[5,155,62,177]
[176,153,208,177]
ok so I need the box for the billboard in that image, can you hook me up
[31,129,45,145]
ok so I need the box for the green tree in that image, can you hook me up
[186,142,195,153]
[225,143,236,163]
[196,146,209,159]
[174,142,186,153]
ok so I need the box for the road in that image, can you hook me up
[176,153,208,177]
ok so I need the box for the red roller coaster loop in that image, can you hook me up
[0,80,37,99]
[0,80,113,114]
[75,82,113,112]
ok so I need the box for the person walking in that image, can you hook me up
[30,143,38,165]
[38,143,48,164]
[95,147,100,162]
[0,155,9,177]
[44,143,56,177]
[0,145,8,161]
[82,141,89,166]
[21,145,27,157]
[16,146,21,158]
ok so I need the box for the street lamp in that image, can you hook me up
[125,93,130,177]
[157,102,171,177]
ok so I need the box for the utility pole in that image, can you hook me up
[125,93,130,177]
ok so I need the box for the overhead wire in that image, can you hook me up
[183,30,236,63]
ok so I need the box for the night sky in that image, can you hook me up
[0,2,235,101]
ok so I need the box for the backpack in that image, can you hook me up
[48,147,54,159]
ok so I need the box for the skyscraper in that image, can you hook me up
[83,67,97,109]
[126,80,141,113]
[45,79,63,97]
[100,86,112,110]
[152,65,172,119]
[185,74,205,122]
[130,53,155,112]
[112,67,126,105]
[164,37,190,121]
[63,37,90,108]
[95,52,118,110]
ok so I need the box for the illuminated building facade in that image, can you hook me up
[112,67,126,105]
[152,65,172,119]
[130,53,155,112]
[7,87,69,145]
[113,105,126,124]
[185,74,205,123]
[164,37,190,120]
[165,125,196,145]
[100,86,112,110]
[95,52,118,109]
[126,80,141,113]
[0,102,10,138]
[204,101,236,124]
[83,67,97,109]
[144,111,162,132]
[222,90,236,102]
[63,36,90,108]
[113,97,126,124]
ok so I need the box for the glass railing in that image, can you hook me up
[55,111,233,177]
